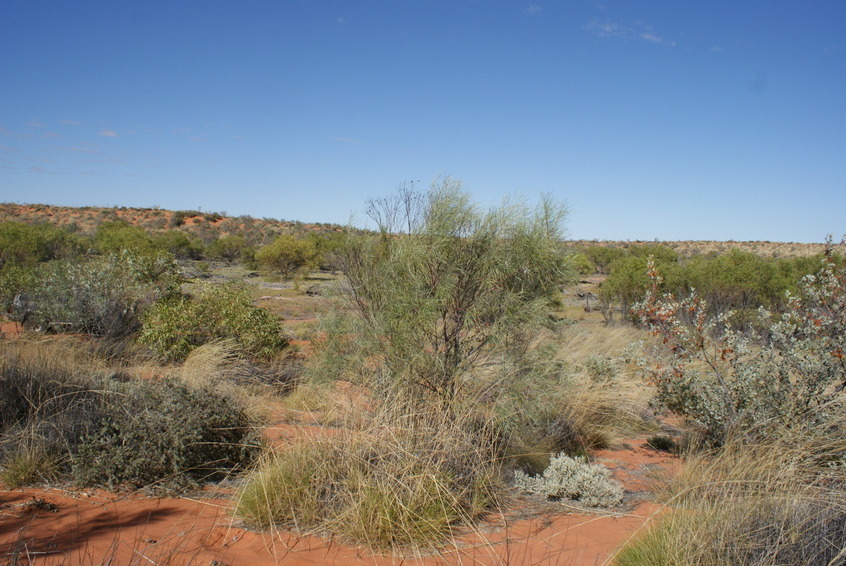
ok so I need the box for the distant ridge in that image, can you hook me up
[0,202,826,258]
[0,202,346,247]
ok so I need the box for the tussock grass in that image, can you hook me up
[613,431,846,566]
[236,406,501,551]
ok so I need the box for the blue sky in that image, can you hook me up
[1,1,843,242]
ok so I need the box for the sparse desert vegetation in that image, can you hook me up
[1,193,843,564]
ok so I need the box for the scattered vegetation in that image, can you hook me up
[3,199,842,560]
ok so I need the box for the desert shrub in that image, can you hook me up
[73,378,259,489]
[94,220,155,255]
[6,250,180,337]
[580,245,626,275]
[207,234,253,265]
[255,234,319,279]
[513,453,623,507]
[334,179,574,404]
[634,253,846,445]
[151,229,204,259]
[570,251,595,276]
[140,282,287,361]
[0,341,259,491]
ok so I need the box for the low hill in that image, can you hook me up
[0,203,345,247]
[0,202,827,258]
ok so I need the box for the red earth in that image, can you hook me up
[0,435,676,565]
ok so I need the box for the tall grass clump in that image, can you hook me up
[237,407,500,549]
[613,433,846,566]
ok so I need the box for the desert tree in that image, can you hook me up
[255,234,318,279]
[335,178,574,405]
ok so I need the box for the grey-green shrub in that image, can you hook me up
[6,250,180,337]
[634,254,846,445]
[0,342,259,491]
[73,379,259,489]
[513,453,623,507]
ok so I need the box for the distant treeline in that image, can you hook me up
[571,243,842,323]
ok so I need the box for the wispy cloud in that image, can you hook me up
[99,129,119,137]
[59,119,83,126]
[585,19,675,46]
[526,4,542,16]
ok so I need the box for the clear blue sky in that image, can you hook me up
[1,1,843,242]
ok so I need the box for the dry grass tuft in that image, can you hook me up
[613,431,846,565]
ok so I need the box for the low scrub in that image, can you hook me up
[634,253,846,445]
[2,250,180,337]
[613,435,846,566]
[0,341,259,491]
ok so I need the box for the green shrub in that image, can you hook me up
[0,221,87,269]
[94,220,155,255]
[513,453,623,507]
[335,180,574,404]
[255,234,318,279]
[151,230,204,259]
[207,234,253,265]
[140,282,287,361]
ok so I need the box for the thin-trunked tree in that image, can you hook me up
[338,179,574,405]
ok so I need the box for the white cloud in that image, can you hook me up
[99,129,119,137]
[59,119,83,126]
[527,4,542,16]
[586,20,628,38]
[586,19,675,46]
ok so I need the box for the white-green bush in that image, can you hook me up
[514,453,623,507]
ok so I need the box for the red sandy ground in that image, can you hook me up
[0,436,676,565]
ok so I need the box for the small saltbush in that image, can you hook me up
[514,453,623,508]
